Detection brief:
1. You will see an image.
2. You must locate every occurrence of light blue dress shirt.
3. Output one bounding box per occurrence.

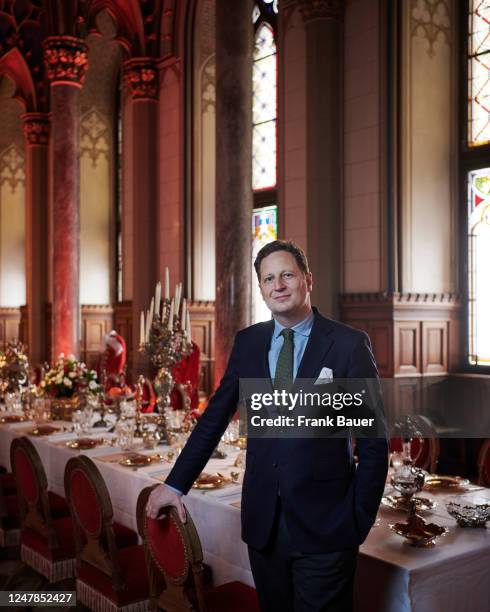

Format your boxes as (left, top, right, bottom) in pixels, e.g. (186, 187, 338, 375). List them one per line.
(268, 310, 315, 381)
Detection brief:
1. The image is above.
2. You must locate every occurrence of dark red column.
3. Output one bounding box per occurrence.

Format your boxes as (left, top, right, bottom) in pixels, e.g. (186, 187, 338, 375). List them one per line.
(123, 58, 159, 375)
(22, 113, 50, 364)
(43, 36, 88, 360)
(215, 0, 253, 386)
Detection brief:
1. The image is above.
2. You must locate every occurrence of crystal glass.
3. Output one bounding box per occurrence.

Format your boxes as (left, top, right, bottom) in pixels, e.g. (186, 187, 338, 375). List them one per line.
(116, 418, 135, 450)
(72, 410, 84, 437)
(120, 399, 137, 418)
(390, 451, 404, 472)
(32, 398, 50, 424)
(81, 406, 93, 434)
(5, 391, 22, 415)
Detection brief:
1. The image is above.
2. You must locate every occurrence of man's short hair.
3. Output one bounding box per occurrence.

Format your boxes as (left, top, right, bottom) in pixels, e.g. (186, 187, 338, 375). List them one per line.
(254, 240, 310, 279)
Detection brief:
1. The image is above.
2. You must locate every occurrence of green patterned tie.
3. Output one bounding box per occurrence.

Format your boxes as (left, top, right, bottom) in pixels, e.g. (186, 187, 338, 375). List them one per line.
(274, 328, 294, 392)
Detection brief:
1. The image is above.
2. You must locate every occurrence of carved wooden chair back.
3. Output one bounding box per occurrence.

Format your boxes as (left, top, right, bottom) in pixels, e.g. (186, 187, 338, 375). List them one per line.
(136, 486, 207, 611)
(10, 437, 56, 545)
(64, 456, 123, 589)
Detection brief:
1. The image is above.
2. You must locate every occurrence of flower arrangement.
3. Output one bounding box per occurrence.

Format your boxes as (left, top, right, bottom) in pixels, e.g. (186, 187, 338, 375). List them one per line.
(40, 354, 100, 399)
(0, 341, 29, 394)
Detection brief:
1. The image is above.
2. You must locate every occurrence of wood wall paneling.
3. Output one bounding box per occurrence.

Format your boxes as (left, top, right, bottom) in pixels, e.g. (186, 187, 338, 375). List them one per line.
(422, 320, 447, 374)
(0, 308, 21, 350)
(395, 321, 420, 376)
(81, 305, 114, 371)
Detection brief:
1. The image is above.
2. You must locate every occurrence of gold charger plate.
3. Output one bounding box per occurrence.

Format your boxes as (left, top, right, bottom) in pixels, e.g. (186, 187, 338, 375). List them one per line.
(192, 473, 226, 489)
(29, 425, 60, 436)
(66, 438, 103, 450)
(119, 453, 153, 468)
(0, 414, 26, 424)
(424, 475, 470, 490)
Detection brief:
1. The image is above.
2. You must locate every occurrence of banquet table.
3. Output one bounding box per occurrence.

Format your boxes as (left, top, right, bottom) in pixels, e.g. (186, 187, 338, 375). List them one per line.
(1, 420, 489, 612)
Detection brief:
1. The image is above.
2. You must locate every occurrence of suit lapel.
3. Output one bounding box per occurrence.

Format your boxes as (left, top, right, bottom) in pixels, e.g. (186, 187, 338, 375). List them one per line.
(295, 311, 335, 381)
(257, 319, 274, 380)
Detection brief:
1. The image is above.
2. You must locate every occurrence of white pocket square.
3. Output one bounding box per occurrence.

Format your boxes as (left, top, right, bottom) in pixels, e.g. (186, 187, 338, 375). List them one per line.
(314, 367, 333, 385)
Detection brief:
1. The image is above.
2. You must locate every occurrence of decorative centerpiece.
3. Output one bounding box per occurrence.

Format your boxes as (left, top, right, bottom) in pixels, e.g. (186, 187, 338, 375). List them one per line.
(139, 268, 193, 443)
(39, 354, 100, 420)
(0, 341, 30, 397)
(446, 498, 490, 528)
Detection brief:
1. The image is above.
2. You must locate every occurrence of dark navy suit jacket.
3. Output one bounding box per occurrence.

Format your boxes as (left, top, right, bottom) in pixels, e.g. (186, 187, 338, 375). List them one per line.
(165, 308, 389, 553)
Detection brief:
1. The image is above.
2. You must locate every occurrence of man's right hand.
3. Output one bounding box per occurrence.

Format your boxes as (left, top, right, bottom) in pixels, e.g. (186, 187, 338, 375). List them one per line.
(146, 484, 187, 523)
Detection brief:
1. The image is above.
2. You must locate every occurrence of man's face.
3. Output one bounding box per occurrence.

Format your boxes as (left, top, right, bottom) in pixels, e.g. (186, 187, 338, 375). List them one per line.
(258, 250, 312, 321)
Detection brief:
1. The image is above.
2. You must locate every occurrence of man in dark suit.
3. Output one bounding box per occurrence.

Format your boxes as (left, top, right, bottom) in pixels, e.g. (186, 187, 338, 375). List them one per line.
(147, 240, 388, 612)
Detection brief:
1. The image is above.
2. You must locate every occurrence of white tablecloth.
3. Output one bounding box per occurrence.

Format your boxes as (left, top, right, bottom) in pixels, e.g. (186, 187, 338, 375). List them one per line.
(1, 421, 490, 611)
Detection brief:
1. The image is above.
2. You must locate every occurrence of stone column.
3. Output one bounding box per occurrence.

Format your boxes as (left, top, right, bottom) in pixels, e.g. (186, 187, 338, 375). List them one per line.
(123, 59, 159, 376)
(299, 0, 343, 318)
(22, 113, 50, 364)
(44, 36, 88, 360)
(215, 0, 253, 386)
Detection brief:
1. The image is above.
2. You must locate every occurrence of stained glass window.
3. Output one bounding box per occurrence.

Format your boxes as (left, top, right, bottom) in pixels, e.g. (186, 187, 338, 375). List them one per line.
(252, 21, 277, 190)
(467, 169, 490, 365)
(468, 0, 490, 146)
(252, 206, 278, 323)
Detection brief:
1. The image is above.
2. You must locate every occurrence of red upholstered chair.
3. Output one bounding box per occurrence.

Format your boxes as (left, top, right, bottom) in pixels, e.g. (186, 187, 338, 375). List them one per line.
(10, 437, 75, 581)
(0, 469, 20, 547)
(477, 440, 490, 486)
(136, 486, 259, 612)
(64, 456, 148, 611)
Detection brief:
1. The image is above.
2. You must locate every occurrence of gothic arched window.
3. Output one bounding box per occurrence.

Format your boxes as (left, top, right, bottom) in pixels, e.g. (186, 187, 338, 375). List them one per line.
(463, 1, 490, 367)
(252, 0, 279, 324)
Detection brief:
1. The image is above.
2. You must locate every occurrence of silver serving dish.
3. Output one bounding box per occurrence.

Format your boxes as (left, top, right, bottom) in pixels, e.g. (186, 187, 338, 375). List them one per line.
(382, 495, 435, 513)
(446, 498, 490, 528)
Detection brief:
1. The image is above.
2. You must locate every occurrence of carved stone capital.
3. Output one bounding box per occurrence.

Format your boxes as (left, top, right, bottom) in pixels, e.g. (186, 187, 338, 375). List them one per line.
(43, 36, 88, 86)
(123, 59, 159, 101)
(22, 113, 50, 145)
(298, 0, 343, 22)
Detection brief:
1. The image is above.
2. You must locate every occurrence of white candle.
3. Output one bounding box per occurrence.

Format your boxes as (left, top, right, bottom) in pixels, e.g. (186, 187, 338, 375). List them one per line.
(167, 299, 174, 330)
(155, 282, 161, 320)
(181, 298, 187, 331)
(140, 311, 145, 345)
(149, 297, 155, 327)
(186, 311, 192, 343)
(145, 309, 151, 342)
(174, 283, 181, 317)
(165, 267, 170, 300)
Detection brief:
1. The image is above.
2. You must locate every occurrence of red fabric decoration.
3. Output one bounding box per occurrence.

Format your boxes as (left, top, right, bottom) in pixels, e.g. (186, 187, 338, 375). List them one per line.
(205, 581, 260, 612)
(70, 469, 102, 535)
(171, 341, 200, 410)
(13, 448, 38, 505)
(137, 379, 157, 414)
(22, 517, 76, 561)
(99, 331, 126, 378)
(145, 514, 187, 579)
(77, 545, 149, 606)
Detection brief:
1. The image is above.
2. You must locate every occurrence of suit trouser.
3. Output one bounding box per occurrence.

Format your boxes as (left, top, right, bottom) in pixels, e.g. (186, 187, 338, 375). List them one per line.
(248, 498, 358, 612)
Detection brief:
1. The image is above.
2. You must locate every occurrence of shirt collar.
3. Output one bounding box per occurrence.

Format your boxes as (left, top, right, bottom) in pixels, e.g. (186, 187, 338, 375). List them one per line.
(273, 310, 315, 340)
